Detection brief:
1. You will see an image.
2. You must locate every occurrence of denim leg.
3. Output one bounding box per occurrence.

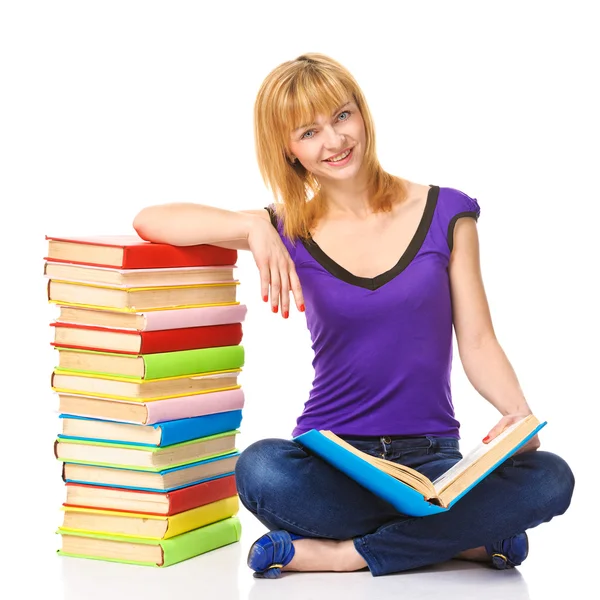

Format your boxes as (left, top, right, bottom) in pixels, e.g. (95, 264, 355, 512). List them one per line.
(356, 450, 575, 575)
(235, 438, 575, 576)
(235, 438, 406, 537)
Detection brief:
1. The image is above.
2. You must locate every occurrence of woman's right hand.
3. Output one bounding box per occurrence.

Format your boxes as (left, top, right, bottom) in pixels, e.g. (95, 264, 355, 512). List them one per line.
(246, 217, 305, 318)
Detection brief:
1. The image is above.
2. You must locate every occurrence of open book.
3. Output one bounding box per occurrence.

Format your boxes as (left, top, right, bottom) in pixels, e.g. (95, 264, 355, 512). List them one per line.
(294, 414, 545, 517)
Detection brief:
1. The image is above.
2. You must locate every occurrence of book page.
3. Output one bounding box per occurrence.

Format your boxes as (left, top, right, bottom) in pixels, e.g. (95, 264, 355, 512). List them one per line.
(320, 431, 437, 497)
(431, 417, 529, 493)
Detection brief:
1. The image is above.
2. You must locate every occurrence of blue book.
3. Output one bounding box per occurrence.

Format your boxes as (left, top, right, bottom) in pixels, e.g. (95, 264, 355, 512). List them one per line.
(58, 410, 243, 447)
(294, 415, 546, 517)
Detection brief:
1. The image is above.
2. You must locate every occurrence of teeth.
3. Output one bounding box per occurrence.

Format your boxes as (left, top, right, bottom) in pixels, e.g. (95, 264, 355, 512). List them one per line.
(327, 149, 351, 162)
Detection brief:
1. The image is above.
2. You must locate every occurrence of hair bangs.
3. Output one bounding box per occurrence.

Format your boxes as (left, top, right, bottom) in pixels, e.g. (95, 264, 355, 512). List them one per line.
(276, 68, 356, 139)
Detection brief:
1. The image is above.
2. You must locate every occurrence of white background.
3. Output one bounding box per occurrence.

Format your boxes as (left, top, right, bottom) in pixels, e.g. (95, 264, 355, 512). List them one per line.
(1, 1, 598, 598)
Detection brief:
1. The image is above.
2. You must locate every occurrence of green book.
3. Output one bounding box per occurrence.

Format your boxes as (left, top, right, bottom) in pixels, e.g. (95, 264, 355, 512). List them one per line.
(57, 515, 241, 567)
(56, 345, 245, 379)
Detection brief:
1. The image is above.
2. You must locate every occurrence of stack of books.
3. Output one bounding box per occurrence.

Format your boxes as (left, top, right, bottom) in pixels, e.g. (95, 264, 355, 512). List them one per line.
(45, 234, 246, 567)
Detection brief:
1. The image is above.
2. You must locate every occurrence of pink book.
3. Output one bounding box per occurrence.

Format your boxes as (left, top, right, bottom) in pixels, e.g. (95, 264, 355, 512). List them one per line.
(55, 304, 248, 332)
(143, 305, 247, 331)
(57, 388, 245, 425)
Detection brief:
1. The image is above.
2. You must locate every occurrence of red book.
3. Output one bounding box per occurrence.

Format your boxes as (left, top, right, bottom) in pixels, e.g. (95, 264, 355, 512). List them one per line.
(50, 322, 243, 354)
(45, 234, 237, 269)
(63, 474, 237, 516)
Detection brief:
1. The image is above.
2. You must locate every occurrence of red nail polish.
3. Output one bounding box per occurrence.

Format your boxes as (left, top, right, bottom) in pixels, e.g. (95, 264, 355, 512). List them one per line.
(263, 295, 268, 302)
(299, 304, 305, 312)
(482, 436, 490, 443)
(272, 306, 278, 313)
(283, 310, 289, 319)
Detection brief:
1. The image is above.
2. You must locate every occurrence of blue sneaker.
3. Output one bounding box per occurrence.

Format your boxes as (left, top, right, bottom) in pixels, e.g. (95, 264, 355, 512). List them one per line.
(485, 532, 529, 569)
(247, 530, 304, 579)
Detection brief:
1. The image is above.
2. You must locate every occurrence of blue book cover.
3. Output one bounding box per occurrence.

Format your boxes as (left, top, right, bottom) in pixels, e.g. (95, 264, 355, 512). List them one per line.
(294, 418, 546, 517)
(58, 410, 243, 447)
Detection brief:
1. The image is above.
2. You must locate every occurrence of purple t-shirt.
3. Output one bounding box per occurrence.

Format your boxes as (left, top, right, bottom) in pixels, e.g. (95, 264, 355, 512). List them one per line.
(265, 185, 480, 438)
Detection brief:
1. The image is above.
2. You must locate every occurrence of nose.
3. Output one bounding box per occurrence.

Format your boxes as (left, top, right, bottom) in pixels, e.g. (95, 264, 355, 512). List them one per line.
(322, 124, 345, 151)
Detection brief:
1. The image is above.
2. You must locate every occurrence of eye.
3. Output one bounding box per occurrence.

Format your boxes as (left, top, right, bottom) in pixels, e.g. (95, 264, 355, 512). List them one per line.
(337, 110, 351, 121)
(301, 130, 315, 140)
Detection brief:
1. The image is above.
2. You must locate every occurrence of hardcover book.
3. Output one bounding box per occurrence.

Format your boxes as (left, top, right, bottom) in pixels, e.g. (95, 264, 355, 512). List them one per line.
(55, 431, 238, 470)
(57, 515, 242, 566)
(54, 303, 248, 331)
(47, 279, 239, 311)
(59, 410, 243, 446)
(54, 345, 245, 379)
(60, 495, 239, 539)
(56, 388, 246, 425)
(45, 234, 237, 269)
(44, 261, 236, 287)
(50, 322, 243, 354)
(51, 369, 241, 401)
(62, 453, 240, 492)
(294, 415, 546, 516)
(64, 473, 237, 515)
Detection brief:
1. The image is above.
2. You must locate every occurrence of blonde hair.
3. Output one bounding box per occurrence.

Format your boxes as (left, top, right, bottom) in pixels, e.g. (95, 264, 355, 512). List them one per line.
(254, 52, 407, 241)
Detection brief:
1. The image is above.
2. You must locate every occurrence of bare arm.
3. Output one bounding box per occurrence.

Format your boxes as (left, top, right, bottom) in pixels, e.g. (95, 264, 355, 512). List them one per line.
(132, 203, 305, 315)
(449, 218, 530, 416)
(132, 203, 269, 249)
(449, 218, 538, 451)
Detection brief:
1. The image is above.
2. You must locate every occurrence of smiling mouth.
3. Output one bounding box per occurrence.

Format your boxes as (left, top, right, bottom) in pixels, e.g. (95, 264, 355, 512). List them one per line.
(323, 147, 353, 162)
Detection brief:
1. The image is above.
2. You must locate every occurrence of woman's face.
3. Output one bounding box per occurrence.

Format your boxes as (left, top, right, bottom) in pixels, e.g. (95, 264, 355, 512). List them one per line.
(288, 100, 366, 183)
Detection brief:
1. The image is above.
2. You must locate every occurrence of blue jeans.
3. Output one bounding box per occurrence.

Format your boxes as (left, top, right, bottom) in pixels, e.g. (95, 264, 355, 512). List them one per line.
(235, 435, 575, 576)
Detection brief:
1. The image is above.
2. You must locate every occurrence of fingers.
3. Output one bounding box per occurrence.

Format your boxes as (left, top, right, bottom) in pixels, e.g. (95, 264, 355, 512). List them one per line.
(269, 266, 281, 314)
(288, 267, 305, 312)
(262, 259, 305, 319)
(482, 414, 522, 444)
(279, 260, 291, 318)
(483, 419, 507, 443)
(259, 263, 271, 306)
(482, 430, 494, 444)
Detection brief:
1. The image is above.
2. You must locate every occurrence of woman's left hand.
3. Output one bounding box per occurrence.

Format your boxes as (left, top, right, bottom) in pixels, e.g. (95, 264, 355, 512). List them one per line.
(482, 413, 540, 455)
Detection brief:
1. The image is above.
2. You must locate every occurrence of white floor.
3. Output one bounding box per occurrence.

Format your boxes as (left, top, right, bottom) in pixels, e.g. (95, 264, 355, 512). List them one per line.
(11, 398, 594, 600)
(27, 486, 591, 600)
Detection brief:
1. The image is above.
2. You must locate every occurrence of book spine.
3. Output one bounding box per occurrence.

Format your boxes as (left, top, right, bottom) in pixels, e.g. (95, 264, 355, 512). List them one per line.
(142, 345, 245, 379)
(167, 474, 237, 515)
(159, 410, 242, 446)
(122, 245, 237, 269)
(160, 516, 241, 566)
(145, 388, 245, 424)
(139, 323, 243, 354)
(141, 304, 247, 331)
(165, 496, 239, 538)
(58, 410, 242, 446)
(51, 323, 243, 355)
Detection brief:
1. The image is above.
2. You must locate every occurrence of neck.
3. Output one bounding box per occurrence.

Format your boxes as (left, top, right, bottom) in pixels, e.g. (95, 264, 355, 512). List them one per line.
(319, 170, 372, 219)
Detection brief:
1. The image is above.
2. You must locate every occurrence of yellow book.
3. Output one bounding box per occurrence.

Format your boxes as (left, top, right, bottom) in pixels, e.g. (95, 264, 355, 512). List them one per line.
(51, 368, 241, 401)
(60, 495, 239, 539)
(47, 279, 239, 311)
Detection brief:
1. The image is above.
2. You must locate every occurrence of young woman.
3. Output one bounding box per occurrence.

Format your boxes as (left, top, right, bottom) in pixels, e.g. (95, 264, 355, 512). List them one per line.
(133, 53, 575, 578)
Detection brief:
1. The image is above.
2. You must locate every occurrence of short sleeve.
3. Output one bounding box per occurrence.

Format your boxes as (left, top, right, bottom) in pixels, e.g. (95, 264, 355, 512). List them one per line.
(433, 187, 480, 254)
(264, 203, 297, 261)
